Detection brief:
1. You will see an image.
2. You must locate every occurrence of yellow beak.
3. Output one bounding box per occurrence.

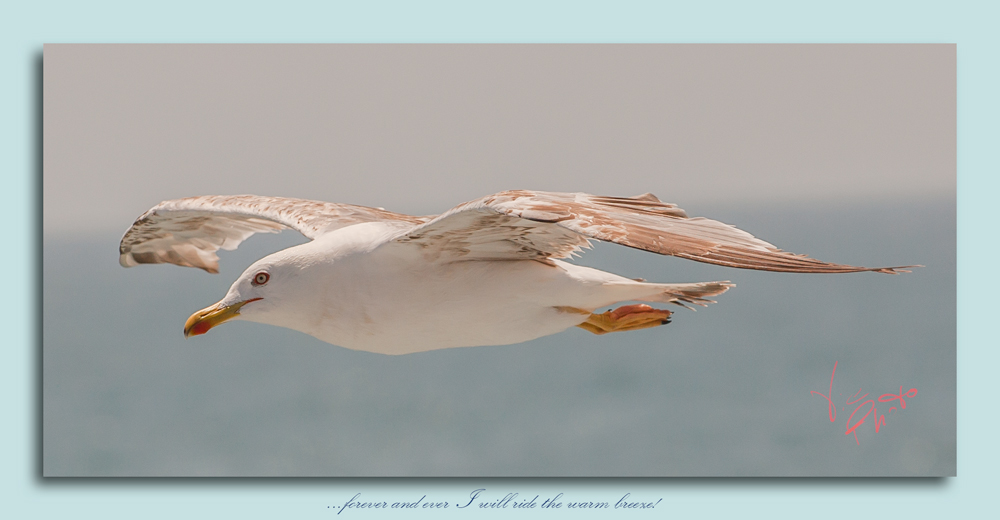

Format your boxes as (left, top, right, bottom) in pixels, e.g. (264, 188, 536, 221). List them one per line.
(183, 298, 261, 338)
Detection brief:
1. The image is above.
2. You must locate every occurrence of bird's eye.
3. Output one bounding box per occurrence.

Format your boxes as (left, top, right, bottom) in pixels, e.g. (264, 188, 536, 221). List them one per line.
(252, 272, 270, 286)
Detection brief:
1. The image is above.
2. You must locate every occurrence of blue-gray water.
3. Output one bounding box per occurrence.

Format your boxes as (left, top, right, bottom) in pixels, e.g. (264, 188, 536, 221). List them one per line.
(43, 199, 955, 476)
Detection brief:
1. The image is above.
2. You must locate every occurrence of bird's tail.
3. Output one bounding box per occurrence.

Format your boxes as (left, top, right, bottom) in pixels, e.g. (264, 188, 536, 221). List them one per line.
(615, 280, 735, 309)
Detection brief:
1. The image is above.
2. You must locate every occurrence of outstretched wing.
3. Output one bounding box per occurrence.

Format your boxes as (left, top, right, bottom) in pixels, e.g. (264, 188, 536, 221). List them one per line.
(120, 195, 427, 273)
(390, 190, 914, 274)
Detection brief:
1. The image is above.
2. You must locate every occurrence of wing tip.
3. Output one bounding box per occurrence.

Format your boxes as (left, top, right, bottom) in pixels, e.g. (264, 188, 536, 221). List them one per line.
(118, 251, 221, 274)
(119, 253, 137, 268)
(873, 265, 922, 275)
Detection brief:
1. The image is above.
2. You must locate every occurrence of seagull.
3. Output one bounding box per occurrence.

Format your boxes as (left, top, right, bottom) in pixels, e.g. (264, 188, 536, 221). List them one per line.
(119, 190, 913, 355)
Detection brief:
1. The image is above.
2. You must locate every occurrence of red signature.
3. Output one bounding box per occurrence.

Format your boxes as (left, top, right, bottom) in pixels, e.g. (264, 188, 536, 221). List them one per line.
(810, 361, 918, 445)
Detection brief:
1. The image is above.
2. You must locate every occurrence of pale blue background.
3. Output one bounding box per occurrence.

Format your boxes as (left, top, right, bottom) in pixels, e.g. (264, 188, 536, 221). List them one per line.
(5, 0, 995, 517)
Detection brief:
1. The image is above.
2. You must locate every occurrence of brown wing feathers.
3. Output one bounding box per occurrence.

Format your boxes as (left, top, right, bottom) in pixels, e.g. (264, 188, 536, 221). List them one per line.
(119, 195, 428, 272)
(468, 191, 915, 274)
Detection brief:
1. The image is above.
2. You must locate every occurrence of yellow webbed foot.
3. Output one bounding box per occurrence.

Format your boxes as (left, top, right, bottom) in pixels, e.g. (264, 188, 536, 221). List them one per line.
(573, 304, 673, 335)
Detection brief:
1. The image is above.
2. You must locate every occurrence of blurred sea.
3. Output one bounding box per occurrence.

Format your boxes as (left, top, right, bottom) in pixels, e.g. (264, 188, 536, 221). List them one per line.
(42, 198, 955, 476)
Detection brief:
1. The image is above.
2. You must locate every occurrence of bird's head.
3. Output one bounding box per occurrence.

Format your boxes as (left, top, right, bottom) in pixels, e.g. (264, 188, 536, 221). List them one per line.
(183, 251, 305, 338)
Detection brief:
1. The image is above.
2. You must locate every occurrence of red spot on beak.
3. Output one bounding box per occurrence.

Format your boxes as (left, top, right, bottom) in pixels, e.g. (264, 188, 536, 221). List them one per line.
(184, 298, 263, 338)
(189, 320, 212, 336)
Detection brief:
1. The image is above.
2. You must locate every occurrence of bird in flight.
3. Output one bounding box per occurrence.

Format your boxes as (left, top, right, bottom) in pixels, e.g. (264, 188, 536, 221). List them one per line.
(119, 190, 913, 354)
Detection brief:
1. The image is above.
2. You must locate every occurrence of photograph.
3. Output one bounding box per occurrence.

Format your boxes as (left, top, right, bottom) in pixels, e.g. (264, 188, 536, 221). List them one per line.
(42, 44, 955, 476)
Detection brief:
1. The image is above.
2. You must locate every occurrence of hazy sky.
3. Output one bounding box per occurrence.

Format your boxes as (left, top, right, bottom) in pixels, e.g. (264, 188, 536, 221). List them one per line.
(43, 44, 954, 235)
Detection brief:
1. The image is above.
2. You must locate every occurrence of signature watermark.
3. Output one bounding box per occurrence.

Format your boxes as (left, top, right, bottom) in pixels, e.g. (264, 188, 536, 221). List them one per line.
(810, 361, 918, 445)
